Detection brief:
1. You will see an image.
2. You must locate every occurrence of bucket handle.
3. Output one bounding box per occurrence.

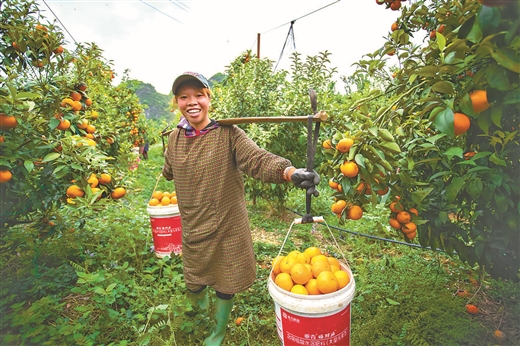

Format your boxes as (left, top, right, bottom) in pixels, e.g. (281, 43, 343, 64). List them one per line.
(269, 217, 352, 280)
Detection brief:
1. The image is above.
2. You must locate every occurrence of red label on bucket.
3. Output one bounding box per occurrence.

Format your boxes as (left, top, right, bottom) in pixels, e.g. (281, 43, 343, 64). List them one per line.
(277, 304, 351, 345)
(149, 215, 182, 256)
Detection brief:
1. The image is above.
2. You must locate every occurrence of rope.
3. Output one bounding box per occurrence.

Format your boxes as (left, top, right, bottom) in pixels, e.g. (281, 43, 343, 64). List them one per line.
(274, 21, 296, 72)
(268, 216, 352, 281)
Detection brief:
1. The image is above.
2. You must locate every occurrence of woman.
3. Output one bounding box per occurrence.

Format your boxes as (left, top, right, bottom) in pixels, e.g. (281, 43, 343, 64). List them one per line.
(162, 72, 319, 346)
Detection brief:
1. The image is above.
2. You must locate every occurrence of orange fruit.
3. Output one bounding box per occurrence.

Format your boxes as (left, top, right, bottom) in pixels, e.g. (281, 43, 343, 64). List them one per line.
(162, 192, 171, 199)
(334, 270, 351, 289)
(66, 185, 84, 198)
(409, 208, 419, 216)
(396, 211, 411, 224)
(272, 256, 284, 275)
(161, 196, 171, 205)
(311, 260, 331, 279)
(152, 191, 163, 201)
(389, 218, 402, 229)
(465, 304, 479, 315)
(275, 272, 294, 292)
(401, 222, 417, 234)
(85, 98, 93, 107)
(90, 111, 99, 120)
(329, 180, 339, 190)
(70, 91, 82, 101)
(453, 112, 470, 135)
(280, 256, 297, 274)
(437, 24, 446, 34)
(347, 205, 363, 220)
(336, 138, 354, 153)
(111, 187, 126, 199)
(290, 263, 313, 285)
(330, 264, 340, 273)
(85, 133, 95, 140)
(390, 0, 401, 10)
(469, 90, 490, 113)
(294, 252, 311, 264)
(86, 125, 96, 134)
(327, 256, 340, 268)
(291, 284, 309, 295)
(106, 137, 114, 144)
(98, 173, 111, 185)
(310, 254, 328, 265)
(322, 139, 332, 149)
(235, 317, 245, 326)
(170, 196, 178, 204)
(287, 250, 301, 259)
(356, 181, 371, 195)
(0, 113, 18, 130)
(304, 246, 322, 260)
(0, 170, 13, 183)
(377, 186, 389, 195)
(149, 198, 160, 206)
(391, 22, 398, 31)
(57, 118, 71, 130)
(87, 174, 99, 188)
(53, 46, 64, 54)
(389, 201, 403, 213)
(171, 191, 177, 197)
(0, 136, 4, 142)
(493, 330, 507, 341)
(340, 161, 359, 178)
(316, 271, 339, 294)
(305, 278, 321, 295)
(78, 119, 89, 129)
(406, 230, 417, 240)
(331, 200, 347, 214)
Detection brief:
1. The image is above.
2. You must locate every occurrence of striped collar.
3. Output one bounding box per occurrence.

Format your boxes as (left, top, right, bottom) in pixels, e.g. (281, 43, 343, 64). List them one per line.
(177, 116, 219, 137)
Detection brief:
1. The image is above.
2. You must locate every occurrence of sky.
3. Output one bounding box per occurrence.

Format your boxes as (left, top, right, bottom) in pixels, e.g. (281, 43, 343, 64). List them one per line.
(36, 0, 403, 95)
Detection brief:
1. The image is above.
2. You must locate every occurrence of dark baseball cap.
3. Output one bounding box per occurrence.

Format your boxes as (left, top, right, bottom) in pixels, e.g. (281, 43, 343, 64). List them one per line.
(172, 72, 210, 95)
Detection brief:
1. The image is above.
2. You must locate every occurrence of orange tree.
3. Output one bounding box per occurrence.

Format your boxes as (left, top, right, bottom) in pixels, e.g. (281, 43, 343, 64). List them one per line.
(211, 50, 337, 208)
(320, 0, 519, 280)
(0, 0, 150, 235)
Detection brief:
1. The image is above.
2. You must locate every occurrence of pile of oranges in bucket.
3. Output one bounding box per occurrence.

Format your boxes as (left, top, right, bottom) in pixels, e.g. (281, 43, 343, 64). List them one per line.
(148, 190, 178, 206)
(271, 246, 350, 295)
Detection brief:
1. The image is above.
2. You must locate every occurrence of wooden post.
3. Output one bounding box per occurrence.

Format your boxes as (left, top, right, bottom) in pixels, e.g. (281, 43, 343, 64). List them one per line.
(257, 33, 261, 58)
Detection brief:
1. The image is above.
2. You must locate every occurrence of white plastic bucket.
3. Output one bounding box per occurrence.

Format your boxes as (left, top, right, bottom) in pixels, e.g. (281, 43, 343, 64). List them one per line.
(267, 263, 356, 345)
(146, 204, 182, 257)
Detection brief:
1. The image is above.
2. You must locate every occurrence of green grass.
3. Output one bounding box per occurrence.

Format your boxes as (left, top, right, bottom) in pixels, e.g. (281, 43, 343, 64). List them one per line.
(0, 143, 518, 345)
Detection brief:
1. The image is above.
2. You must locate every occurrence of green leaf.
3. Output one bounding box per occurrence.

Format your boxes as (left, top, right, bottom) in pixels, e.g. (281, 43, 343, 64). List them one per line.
(437, 32, 446, 52)
(445, 177, 465, 203)
(444, 147, 463, 160)
(385, 298, 400, 305)
(486, 63, 511, 91)
(431, 81, 454, 94)
(42, 152, 60, 162)
(478, 6, 500, 35)
(411, 188, 434, 205)
(416, 66, 439, 77)
(491, 173, 502, 186)
(466, 178, 483, 199)
(354, 154, 366, 168)
(467, 17, 483, 43)
(490, 106, 503, 128)
(378, 129, 395, 142)
(494, 194, 508, 212)
(477, 112, 491, 134)
(378, 141, 401, 154)
(434, 108, 455, 137)
(489, 153, 507, 167)
(24, 160, 34, 173)
(492, 47, 520, 73)
(458, 16, 476, 39)
(15, 92, 41, 100)
(106, 283, 117, 293)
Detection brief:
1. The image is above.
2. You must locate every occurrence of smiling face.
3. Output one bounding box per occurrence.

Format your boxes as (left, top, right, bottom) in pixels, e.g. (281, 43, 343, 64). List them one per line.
(175, 82, 211, 130)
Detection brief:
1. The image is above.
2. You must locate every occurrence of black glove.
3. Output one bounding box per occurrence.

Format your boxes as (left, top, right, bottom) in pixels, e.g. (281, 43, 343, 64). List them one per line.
(290, 168, 320, 197)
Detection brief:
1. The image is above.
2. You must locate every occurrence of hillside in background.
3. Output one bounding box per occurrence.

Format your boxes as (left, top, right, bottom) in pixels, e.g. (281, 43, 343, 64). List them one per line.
(126, 73, 226, 122)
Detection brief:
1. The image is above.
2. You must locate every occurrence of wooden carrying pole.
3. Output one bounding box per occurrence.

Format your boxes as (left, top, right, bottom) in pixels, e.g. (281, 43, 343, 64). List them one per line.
(216, 110, 327, 125)
(161, 111, 327, 137)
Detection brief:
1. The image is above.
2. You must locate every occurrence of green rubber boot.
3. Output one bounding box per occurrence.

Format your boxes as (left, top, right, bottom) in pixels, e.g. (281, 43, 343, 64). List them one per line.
(188, 288, 209, 311)
(203, 297, 234, 346)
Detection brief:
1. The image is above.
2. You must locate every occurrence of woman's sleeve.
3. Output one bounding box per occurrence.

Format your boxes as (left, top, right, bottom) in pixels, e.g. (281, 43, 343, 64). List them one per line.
(231, 126, 291, 183)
